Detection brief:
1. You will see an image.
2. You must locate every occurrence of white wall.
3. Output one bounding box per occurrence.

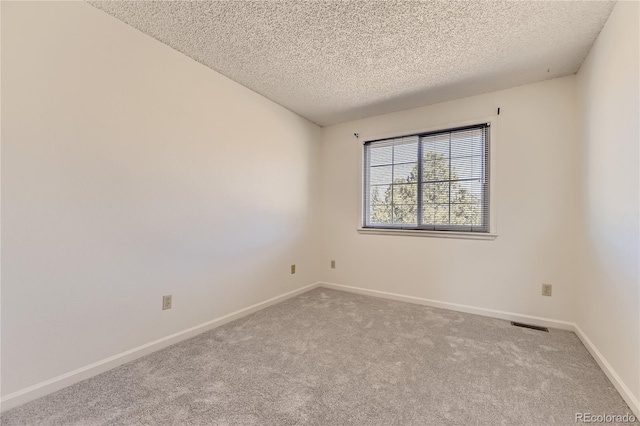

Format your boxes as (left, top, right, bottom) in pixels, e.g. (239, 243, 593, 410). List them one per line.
(575, 0, 640, 405)
(1, 2, 321, 396)
(2, 0, 638, 414)
(320, 76, 580, 322)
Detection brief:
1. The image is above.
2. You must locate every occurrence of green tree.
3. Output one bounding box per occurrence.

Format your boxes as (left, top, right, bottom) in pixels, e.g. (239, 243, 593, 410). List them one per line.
(370, 152, 482, 227)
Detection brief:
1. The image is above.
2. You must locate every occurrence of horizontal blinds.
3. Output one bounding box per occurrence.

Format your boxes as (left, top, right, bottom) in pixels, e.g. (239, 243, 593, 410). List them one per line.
(363, 124, 489, 232)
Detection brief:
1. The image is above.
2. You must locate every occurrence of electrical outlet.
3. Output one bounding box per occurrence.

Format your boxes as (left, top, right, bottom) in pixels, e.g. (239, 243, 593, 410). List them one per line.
(290, 264, 296, 274)
(162, 295, 172, 310)
(331, 260, 336, 269)
(542, 284, 552, 297)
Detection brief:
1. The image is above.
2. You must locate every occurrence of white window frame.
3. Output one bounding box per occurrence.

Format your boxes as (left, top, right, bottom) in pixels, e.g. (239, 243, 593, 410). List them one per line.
(357, 116, 498, 240)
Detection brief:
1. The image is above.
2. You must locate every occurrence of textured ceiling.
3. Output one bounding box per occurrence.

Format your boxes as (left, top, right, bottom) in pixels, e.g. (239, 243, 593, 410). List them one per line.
(88, 1, 615, 126)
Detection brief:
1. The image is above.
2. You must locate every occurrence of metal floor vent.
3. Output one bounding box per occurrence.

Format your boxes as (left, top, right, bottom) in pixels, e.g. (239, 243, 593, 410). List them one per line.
(511, 321, 549, 332)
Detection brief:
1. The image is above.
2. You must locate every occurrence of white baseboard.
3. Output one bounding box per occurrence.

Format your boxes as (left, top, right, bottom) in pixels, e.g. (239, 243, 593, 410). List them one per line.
(319, 282, 575, 330)
(319, 281, 640, 417)
(4, 281, 638, 419)
(0, 282, 321, 412)
(574, 324, 640, 418)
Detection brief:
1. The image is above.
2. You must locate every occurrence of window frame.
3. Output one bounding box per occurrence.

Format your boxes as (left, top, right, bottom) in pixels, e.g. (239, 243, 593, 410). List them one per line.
(357, 116, 498, 240)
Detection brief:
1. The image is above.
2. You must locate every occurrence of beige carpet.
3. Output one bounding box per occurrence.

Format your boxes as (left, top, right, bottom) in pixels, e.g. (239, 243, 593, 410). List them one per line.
(2, 288, 637, 425)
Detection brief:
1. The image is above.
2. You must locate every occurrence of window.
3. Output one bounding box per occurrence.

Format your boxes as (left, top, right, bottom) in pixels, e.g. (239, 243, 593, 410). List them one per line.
(363, 123, 490, 233)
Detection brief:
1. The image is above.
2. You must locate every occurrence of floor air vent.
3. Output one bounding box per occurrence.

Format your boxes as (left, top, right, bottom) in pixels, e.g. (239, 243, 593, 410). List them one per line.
(511, 321, 549, 332)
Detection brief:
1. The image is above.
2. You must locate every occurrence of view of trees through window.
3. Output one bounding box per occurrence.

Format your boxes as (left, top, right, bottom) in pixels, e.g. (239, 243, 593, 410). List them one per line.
(365, 126, 488, 230)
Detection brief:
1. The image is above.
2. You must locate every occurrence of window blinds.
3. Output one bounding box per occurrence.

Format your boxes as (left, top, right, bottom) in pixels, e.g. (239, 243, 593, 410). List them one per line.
(363, 124, 489, 232)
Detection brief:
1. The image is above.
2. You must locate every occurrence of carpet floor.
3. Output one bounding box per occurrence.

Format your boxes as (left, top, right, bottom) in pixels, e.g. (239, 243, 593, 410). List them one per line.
(1, 288, 637, 425)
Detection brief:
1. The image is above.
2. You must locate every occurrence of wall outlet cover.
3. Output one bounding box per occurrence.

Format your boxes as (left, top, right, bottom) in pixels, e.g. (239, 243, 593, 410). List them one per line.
(162, 295, 172, 310)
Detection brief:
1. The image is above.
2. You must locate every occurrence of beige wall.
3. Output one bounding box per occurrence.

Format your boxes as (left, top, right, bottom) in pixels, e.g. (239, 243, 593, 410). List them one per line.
(1, 1, 321, 396)
(320, 76, 580, 322)
(318, 1, 639, 410)
(575, 0, 640, 404)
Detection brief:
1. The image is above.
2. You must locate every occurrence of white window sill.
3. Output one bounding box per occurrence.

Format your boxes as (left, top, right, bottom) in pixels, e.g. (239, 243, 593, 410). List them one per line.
(357, 228, 498, 240)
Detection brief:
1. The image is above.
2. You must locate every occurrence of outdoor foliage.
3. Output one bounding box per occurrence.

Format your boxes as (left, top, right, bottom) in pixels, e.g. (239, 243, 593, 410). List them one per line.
(370, 152, 482, 226)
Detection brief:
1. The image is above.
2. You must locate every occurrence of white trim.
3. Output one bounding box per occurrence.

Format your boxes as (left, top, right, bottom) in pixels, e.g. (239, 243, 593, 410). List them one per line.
(357, 115, 499, 236)
(574, 324, 640, 418)
(4, 281, 638, 419)
(357, 228, 497, 240)
(0, 282, 321, 412)
(319, 281, 640, 417)
(319, 282, 573, 330)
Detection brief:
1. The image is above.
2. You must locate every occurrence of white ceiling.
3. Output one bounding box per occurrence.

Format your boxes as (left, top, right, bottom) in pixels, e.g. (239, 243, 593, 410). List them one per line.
(88, 1, 615, 126)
